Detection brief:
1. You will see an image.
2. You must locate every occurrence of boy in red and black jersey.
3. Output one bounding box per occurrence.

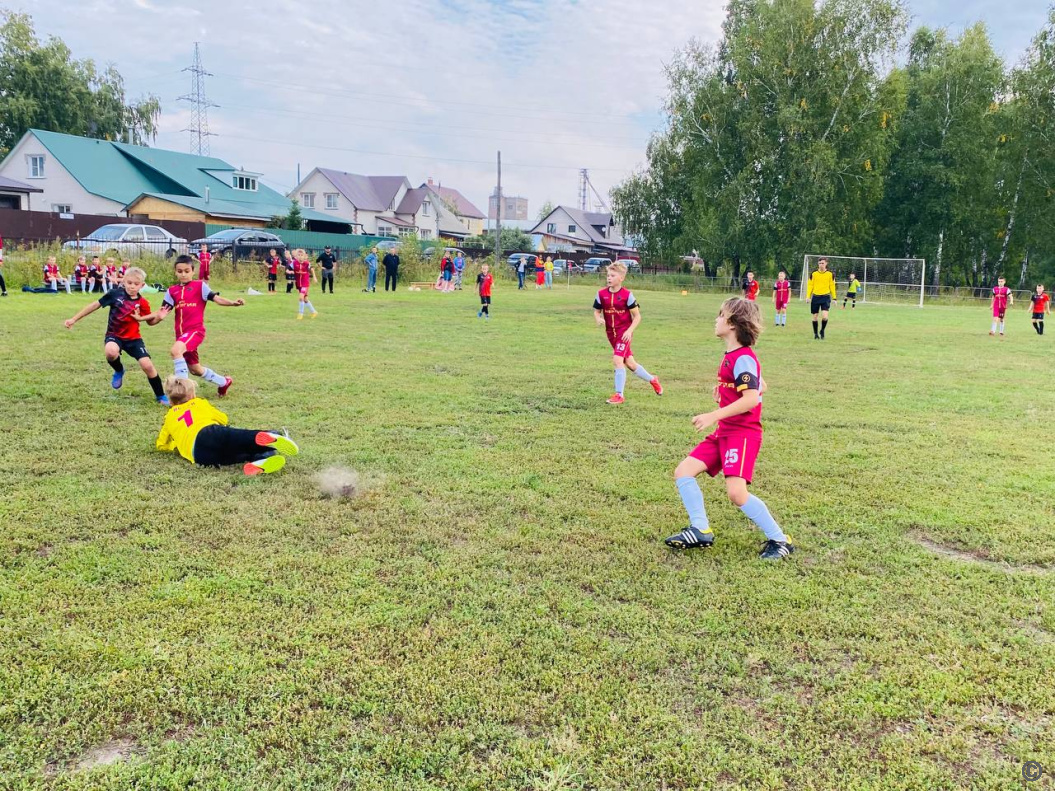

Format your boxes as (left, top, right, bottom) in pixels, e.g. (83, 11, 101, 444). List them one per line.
(476, 262, 493, 319)
(1030, 284, 1050, 335)
(266, 248, 281, 293)
(742, 271, 759, 301)
(593, 261, 662, 404)
(72, 256, 89, 292)
(63, 266, 168, 403)
(990, 277, 1013, 336)
(664, 297, 793, 561)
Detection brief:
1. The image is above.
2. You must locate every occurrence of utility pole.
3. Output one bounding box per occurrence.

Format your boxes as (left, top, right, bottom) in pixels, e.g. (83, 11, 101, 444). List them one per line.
(179, 43, 218, 156)
(494, 151, 502, 263)
(579, 169, 589, 211)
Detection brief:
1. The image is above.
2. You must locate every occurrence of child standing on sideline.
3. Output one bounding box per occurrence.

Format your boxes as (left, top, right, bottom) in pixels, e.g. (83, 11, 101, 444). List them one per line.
(266, 248, 280, 293)
(664, 297, 794, 560)
(284, 250, 296, 293)
(197, 244, 212, 282)
(1030, 284, 1050, 335)
(535, 258, 546, 289)
(843, 273, 860, 308)
(772, 271, 790, 327)
(742, 271, 759, 301)
(454, 252, 465, 290)
(134, 255, 242, 396)
(477, 263, 493, 319)
(293, 248, 318, 319)
(544, 256, 554, 289)
(593, 261, 663, 404)
(63, 267, 169, 404)
(156, 376, 299, 475)
(990, 277, 1013, 337)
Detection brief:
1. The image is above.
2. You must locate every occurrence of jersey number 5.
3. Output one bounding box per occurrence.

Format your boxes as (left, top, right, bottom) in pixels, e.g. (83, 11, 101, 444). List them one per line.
(178, 410, 193, 427)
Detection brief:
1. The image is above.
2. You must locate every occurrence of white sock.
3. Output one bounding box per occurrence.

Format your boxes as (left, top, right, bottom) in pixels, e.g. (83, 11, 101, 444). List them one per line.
(991, 320, 997, 333)
(1000, 321, 1005, 333)
(173, 358, 189, 378)
(201, 368, 227, 386)
(305, 301, 316, 313)
(633, 365, 652, 382)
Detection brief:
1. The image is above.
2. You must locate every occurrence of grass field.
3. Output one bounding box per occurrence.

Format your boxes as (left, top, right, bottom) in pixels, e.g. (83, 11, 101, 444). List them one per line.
(1, 278, 1053, 790)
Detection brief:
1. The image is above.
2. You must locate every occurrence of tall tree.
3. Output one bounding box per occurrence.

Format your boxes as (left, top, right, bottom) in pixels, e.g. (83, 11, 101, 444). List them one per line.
(0, 10, 160, 156)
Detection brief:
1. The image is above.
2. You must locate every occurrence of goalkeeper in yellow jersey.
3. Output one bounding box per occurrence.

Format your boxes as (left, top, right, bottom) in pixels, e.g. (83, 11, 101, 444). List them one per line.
(156, 376, 300, 475)
(807, 258, 838, 339)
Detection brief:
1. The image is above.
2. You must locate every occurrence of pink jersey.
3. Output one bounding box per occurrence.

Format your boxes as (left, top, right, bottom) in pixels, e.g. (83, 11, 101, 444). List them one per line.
(293, 260, 312, 290)
(715, 346, 763, 436)
(44, 263, 60, 279)
(773, 280, 791, 306)
(594, 287, 638, 338)
(163, 280, 215, 337)
(992, 286, 1010, 310)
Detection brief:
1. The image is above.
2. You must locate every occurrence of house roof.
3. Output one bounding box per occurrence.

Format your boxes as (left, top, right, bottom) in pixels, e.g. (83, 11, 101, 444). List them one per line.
(374, 214, 415, 228)
(395, 187, 426, 216)
(0, 175, 43, 193)
(21, 129, 325, 223)
(315, 168, 409, 211)
(426, 184, 485, 219)
(532, 206, 622, 246)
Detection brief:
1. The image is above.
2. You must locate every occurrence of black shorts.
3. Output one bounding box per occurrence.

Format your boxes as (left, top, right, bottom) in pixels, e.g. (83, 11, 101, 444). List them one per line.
(1033, 312, 1045, 320)
(268, 272, 277, 282)
(811, 295, 832, 313)
(846, 292, 858, 300)
(104, 335, 150, 360)
(480, 295, 491, 305)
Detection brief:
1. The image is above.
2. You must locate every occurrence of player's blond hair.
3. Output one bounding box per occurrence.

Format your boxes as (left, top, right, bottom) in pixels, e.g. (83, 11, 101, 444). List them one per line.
(123, 267, 146, 283)
(608, 261, 628, 275)
(720, 297, 763, 347)
(164, 376, 197, 405)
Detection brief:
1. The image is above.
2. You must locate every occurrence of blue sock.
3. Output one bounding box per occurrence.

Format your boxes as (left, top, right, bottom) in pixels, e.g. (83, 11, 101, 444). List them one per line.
(740, 494, 786, 541)
(305, 301, 315, 313)
(173, 358, 189, 378)
(633, 365, 652, 382)
(614, 368, 626, 395)
(676, 477, 710, 531)
(299, 301, 305, 314)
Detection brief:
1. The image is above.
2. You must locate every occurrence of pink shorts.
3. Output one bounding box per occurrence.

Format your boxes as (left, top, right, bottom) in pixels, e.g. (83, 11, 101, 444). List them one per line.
(607, 334, 632, 359)
(992, 307, 1006, 319)
(177, 329, 205, 366)
(299, 286, 310, 296)
(689, 432, 762, 483)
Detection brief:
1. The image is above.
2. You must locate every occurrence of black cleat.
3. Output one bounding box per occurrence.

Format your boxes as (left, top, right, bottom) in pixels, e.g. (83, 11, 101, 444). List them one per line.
(759, 540, 795, 560)
(664, 526, 715, 550)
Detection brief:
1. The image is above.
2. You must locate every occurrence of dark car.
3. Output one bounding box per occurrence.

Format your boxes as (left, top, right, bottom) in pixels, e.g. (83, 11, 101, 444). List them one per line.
(191, 229, 287, 262)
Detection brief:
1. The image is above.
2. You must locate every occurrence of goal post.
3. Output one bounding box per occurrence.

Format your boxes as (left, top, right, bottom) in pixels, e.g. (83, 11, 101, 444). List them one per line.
(801, 254, 927, 307)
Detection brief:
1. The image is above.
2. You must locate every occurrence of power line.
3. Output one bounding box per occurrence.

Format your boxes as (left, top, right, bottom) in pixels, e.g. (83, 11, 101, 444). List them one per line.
(178, 43, 217, 156)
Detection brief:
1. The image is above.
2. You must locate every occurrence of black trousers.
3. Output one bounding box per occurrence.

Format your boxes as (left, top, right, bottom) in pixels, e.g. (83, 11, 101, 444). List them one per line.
(321, 270, 334, 293)
(385, 268, 399, 291)
(0, 272, 5, 293)
(193, 425, 275, 467)
(286, 277, 295, 293)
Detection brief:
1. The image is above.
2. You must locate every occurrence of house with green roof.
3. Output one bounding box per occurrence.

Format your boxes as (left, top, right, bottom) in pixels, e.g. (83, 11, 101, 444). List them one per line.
(0, 129, 346, 231)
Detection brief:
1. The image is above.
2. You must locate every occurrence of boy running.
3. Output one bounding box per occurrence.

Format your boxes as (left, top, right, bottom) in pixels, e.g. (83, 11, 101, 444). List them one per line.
(63, 267, 169, 404)
(742, 271, 759, 301)
(664, 297, 793, 560)
(807, 258, 837, 339)
(156, 376, 299, 476)
(1030, 284, 1050, 335)
(772, 271, 790, 327)
(477, 262, 493, 319)
(843, 273, 860, 308)
(593, 261, 663, 404)
(292, 248, 318, 319)
(134, 255, 242, 396)
(990, 277, 1013, 337)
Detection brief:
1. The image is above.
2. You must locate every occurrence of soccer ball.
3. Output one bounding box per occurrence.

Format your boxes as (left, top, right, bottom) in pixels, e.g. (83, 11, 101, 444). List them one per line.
(681, 290, 688, 295)
(316, 466, 360, 499)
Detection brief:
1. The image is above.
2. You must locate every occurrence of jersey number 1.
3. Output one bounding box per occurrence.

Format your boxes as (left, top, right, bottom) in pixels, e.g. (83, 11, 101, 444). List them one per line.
(178, 410, 193, 427)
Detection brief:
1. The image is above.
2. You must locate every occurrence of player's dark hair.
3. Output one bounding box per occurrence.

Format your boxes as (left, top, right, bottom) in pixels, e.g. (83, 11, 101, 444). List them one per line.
(720, 297, 763, 347)
(174, 255, 195, 268)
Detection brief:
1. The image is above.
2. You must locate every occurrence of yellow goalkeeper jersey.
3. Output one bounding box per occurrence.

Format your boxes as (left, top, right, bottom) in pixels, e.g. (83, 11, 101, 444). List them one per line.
(156, 397, 229, 463)
(807, 270, 837, 299)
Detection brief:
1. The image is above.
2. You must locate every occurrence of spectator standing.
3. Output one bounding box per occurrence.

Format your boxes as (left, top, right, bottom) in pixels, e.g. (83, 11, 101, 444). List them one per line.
(535, 257, 545, 289)
(317, 246, 337, 294)
(383, 249, 400, 292)
(454, 252, 465, 290)
(544, 256, 554, 289)
(364, 247, 379, 293)
(0, 233, 6, 296)
(517, 257, 526, 290)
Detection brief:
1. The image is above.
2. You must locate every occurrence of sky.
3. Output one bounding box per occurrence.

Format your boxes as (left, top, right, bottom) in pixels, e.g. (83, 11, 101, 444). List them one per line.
(11, 0, 1052, 221)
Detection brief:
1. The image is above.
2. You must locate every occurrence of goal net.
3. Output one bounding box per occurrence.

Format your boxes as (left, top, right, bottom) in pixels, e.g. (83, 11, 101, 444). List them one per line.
(800, 255, 927, 307)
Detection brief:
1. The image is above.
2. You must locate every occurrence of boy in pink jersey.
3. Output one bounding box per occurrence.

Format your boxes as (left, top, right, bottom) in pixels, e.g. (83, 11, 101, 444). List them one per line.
(292, 248, 318, 319)
(134, 255, 243, 396)
(990, 276, 1013, 337)
(664, 297, 793, 560)
(198, 245, 212, 282)
(772, 270, 790, 327)
(593, 261, 662, 404)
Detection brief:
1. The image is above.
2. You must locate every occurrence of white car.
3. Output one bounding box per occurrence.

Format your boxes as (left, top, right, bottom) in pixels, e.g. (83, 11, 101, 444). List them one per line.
(64, 224, 188, 258)
(614, 258, 641, 272)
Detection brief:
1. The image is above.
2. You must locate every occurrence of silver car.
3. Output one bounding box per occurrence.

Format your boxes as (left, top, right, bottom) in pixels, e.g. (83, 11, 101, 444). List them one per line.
(63, 224, 188, 258)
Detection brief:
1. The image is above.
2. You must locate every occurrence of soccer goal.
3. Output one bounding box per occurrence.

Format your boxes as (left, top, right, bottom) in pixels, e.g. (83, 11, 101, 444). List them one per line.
(800, 255, 927, 307)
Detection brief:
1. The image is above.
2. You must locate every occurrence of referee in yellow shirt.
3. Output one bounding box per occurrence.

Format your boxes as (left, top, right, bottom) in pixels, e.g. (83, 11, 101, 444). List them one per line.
(806, 258, 838, 339)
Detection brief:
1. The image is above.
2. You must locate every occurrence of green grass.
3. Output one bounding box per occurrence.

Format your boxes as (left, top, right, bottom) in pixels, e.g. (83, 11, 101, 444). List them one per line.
(1, 280, 1053, 790)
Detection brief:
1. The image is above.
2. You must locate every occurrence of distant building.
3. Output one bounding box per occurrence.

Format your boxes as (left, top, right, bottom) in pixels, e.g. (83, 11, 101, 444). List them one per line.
(530, 206, 635, 256)
(488, 189, 528, 221)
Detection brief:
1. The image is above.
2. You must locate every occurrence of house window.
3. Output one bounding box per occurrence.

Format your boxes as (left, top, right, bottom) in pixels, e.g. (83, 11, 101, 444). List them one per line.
(233, 175, 257, 191)
(325, 193, 339, 210)
(27, 155, 45, 178)
(421, 200, 431, 217)
(398, 227, 414, 238)
(301, 192, 315, 208)
(52, 203, 72, 213)
(568, 224, 577, 233)
(377, 224, 393, 236)
(546, 223, 556, 234)
(420, 229, 433, 240)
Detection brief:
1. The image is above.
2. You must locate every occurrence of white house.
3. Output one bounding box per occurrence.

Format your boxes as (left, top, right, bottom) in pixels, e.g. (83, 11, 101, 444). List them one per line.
(0, 176, 43, 210)
(530, 206, 634, 255)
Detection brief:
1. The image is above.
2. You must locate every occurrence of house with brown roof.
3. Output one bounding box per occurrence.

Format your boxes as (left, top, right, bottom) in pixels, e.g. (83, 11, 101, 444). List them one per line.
(423, 178, 487, 236)
(530, 206, 636, 255)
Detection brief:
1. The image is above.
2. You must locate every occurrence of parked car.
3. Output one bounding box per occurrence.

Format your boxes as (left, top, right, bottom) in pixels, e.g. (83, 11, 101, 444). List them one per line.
(582, 257, 613, 273)
(507, 253, 540, 271)
(375, 239, 400, 253)
(424, 246, 465, 259)
(614, 257, 641, 272)
(63, 224, 188, 258)
(551, 259, 567, 276)
(191, 229, 286, 261)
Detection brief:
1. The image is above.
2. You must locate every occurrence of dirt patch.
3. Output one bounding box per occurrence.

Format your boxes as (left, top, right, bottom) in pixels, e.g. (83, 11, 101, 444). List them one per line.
(913, 535, 1052, 576)
(45, 738, 143, 776)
